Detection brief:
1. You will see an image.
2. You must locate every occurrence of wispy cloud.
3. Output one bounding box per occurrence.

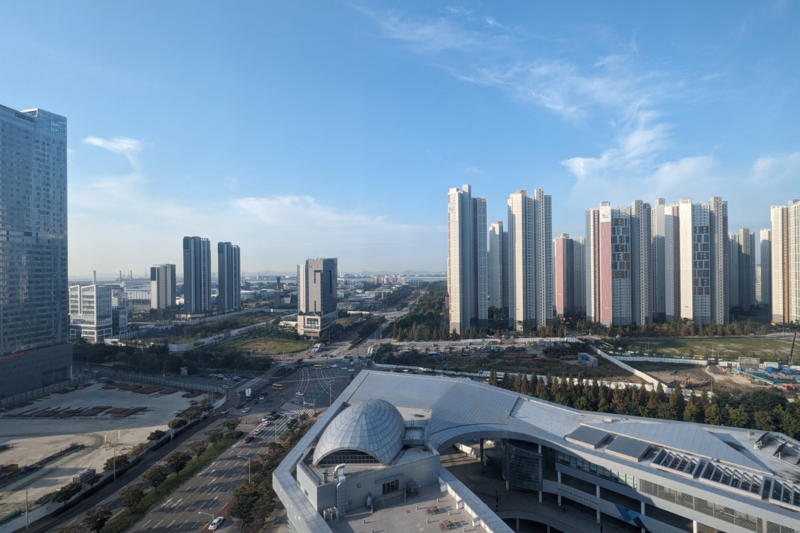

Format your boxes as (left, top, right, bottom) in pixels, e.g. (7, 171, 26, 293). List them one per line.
(83, 136, 143, 168)
(70, 139, 444, 275)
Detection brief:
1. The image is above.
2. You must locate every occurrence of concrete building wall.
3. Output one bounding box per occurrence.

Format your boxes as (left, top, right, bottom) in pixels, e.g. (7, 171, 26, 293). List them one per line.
(553, 234, 574, 315)
(652, 198, 667, 321)
(729, 232, 741, 309)
(183, 236, 211, 313)
(218, 242, 241, 312)
(771, 205, 790, 323)
(664, 204, 680, 322)
(790, 200, 800, 323)
(573, 237, 586, 313)
(0, 343, 72, 399)
(447, 185, 487, 332)
(150, 264, 177, 309)
(507, 189, 551, 331)
(488, 222, 506, 310)
(760, 229, 771, 306)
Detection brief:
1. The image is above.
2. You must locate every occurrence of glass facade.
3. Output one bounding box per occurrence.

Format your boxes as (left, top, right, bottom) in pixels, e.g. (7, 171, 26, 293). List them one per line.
(0, 106, 68, 355)
(502, 439, 543, 491)
(557, 451, 637, 489)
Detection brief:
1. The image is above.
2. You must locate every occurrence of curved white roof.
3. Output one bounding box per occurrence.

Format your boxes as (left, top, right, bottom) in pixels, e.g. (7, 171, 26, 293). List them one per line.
(312, 398, 405, 465)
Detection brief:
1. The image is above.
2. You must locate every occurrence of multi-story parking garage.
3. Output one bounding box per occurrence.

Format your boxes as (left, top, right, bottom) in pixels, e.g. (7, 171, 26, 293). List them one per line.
(274, 371, 800, 533)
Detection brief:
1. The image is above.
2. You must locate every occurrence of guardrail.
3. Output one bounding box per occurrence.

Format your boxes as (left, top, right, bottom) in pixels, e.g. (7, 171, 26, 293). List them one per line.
(76, 366, 226, 394)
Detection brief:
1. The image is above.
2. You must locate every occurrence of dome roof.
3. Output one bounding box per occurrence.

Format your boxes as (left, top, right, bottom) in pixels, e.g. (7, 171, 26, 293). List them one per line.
(312, 399, 406, 466)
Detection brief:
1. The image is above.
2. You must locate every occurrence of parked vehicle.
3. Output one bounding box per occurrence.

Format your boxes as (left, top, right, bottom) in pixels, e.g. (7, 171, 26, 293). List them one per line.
(209, 517, 225, 530)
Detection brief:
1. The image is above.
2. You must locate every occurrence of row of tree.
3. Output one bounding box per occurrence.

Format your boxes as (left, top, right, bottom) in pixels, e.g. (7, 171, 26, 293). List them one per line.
(486, 369, 800, 438)
(228, 415, 315, 532)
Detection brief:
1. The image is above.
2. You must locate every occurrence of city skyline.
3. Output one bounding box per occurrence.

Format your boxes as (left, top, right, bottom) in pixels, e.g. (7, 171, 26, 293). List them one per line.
(1, 2, 798, 275)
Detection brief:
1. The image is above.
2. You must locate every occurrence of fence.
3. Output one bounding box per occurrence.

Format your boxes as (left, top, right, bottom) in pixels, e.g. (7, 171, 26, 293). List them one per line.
(77, 366, 227, 394)
(611, 356, 709, 366)
(0, 375, 91, 408)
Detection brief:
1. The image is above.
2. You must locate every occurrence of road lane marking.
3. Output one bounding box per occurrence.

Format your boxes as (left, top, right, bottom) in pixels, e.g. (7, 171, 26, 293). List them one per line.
(142, 519, 152, 528)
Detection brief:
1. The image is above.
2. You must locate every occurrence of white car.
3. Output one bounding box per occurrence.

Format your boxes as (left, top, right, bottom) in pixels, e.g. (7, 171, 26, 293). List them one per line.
(296, 391, 304, 397)
(209, 517, 224, 530)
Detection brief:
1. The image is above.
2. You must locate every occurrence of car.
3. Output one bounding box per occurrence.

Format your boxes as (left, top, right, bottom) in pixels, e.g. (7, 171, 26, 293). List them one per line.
(259, 395, 264, 400)
(221, 409, 229, 415)
(296, 392, 304, 397)
(244, 435, 254, 443)
(209, 517, 225, 530)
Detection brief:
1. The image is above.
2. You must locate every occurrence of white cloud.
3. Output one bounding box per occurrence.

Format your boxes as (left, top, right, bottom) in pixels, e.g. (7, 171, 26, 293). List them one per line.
(83, 136, 143, 168)
(70, 139, 444, 276)
(363, 10, 476, 52)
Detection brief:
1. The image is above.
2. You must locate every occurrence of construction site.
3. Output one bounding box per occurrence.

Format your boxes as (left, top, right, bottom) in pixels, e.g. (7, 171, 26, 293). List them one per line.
(0, 381, 198, 521)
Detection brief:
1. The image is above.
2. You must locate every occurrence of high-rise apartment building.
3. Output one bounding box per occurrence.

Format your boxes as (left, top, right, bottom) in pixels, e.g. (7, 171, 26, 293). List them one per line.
(651, 198, 667, 321)
(572, 236, 586, 313)
(678, 197, 729, 326)
(760, 229, 771, 307)
(729, 232, 741, 309)
(69, 274, 113, 343)
(507, 189, 552, 331)
(217, 242, 241, 312)
(553, 234, 574, 316)
(297, 258, 338, 337)
(585, 201, 652, 327)
(790, 201, 800, 323)
(447, 185, 488, 333)
(488, 222, 507, 311)
(756, 266, 762, 304)
(150, 264, 177, 310)
(183, 236, 211, 314)
(0, 104, 71, 398)
(737, 229, 756, 310)
(771, 205, 791, 323)
(664, 202, 681, 322)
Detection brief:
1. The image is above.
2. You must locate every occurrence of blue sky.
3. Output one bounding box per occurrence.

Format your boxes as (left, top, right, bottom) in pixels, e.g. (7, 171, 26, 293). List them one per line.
(1, 1, 798, 276)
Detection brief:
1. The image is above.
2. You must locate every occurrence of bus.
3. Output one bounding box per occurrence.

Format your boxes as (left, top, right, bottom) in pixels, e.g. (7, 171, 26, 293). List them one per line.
(272, 383, 283, 390)
(313, 364, 323, 370)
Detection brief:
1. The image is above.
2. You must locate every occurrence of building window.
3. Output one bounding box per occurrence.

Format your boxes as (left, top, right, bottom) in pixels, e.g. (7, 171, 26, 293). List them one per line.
(556, 452, 636, 489)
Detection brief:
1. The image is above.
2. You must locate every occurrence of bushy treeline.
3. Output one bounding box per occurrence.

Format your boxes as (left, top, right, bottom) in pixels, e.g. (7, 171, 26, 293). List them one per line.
(487, 370, 800, 438)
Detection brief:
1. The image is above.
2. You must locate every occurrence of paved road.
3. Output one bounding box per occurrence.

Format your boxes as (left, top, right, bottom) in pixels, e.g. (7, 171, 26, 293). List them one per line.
(124, 365, 358, 532)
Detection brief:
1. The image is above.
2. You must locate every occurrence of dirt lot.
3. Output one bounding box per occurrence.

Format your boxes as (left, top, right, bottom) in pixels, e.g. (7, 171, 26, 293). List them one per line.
(627, 361, 765, 393)
(0, 382, 195, 518)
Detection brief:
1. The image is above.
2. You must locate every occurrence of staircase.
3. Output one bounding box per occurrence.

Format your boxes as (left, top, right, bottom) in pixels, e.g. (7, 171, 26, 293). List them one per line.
(372, 490, 405, 512)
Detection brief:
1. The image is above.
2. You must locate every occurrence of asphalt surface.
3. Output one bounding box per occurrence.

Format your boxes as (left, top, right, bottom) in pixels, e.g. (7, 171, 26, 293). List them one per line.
(93, 365, 358, 533)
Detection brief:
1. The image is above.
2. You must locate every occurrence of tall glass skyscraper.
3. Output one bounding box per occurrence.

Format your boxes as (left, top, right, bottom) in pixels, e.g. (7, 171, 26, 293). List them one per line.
(183, 236, 211, 314)
(0, 104, 72, 398)
(217, 242, 241, 312)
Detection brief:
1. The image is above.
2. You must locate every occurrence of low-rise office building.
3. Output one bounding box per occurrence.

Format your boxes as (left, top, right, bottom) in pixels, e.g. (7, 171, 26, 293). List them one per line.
(275, 371, 800, 533)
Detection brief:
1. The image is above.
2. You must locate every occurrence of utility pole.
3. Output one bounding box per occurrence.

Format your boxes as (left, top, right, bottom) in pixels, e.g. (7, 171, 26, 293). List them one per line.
(25, 488, 28, 531)
(113, 447, 116, 482)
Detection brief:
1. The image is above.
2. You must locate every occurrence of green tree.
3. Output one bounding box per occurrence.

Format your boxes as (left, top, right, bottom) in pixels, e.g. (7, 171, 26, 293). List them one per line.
(207, 430, 224, 448)
(573, 396, 591, 411)
(52, 482, 82, 506)
(143, 464, 168, 493)
(148, 429, 166, 441)
(779, 406, 800, 438)
(168, 418, 187, 429)
(728, 406, 750, 428)
(222, 418, 241, 434)
(229, 483, 261, 520)
(488, 368, 498, 387)
(103, 454, 128, 472)
(166, 451, 190, 478)
(704, 404, 724, 426)
(754, 411, 776, 431)
(120, 486, 145, 512)
(189, 441, 209, 459)
(656, 403, 678, 420)
(611, 390, 626, 414)
(669, 384, 686, 420)
(82, 507, 112, 532)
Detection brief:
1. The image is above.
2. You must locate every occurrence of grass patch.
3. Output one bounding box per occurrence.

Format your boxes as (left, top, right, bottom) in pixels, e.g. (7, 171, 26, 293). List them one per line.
(100, 431, 242, 533)
(612, 337, 795, 362)
(218, 336, 314, 356)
